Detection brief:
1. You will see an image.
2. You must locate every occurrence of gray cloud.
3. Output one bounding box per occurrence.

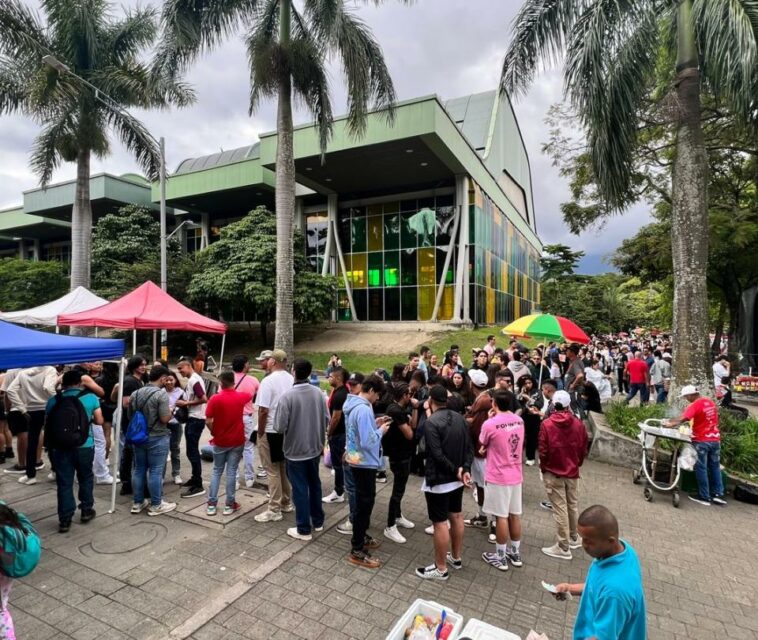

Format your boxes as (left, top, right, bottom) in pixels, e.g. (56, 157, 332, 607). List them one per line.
(1, 0, 650, 270)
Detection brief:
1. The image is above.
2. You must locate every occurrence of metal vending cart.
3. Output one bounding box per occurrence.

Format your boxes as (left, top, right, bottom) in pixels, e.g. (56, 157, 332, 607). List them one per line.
(632, 419, 693, 508)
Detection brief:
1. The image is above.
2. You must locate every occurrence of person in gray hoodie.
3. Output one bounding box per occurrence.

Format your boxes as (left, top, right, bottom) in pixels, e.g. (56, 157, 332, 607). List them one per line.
(344, 375, 391, 568)
(277, 358, 329, 541)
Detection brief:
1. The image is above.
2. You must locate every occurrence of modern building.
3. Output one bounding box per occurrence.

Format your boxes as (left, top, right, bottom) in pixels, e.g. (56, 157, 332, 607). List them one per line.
(158, 90, 542, 324)
(0, 89, 542, 325)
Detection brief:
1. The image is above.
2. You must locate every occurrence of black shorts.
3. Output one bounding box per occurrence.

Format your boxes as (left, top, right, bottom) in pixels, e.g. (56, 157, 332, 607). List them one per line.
(7, 411, 29, 435)
(425, 486, 464, 523)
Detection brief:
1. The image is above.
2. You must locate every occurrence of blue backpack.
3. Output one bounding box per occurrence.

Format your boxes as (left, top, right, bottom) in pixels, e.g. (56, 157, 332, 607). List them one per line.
(0, 502, 41, 578)
(125, 387, 160, 446)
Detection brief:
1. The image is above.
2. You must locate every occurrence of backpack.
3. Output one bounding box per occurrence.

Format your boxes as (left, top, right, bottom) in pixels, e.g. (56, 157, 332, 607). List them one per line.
(126, 387, 161, 446)
(0, 502, 41, 578)
(45, 390, 90, 450)
(734, 483, 758, 505)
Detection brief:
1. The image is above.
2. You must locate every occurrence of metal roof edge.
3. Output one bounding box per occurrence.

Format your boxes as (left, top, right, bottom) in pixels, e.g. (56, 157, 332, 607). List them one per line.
(21, 172, 151, 196)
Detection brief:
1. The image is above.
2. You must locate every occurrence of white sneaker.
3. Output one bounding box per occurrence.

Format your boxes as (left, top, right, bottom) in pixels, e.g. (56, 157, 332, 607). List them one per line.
(281, 503, 294, 513)
(18, 475, 37, 485)
(245, 479, 254, 488)
(235, 480, 240, 490)
(95, 475, 117, 485)
(322, 490, 345, 504)
(383, 525, 407, 544)
(254, 510, 283, 523)
(131, 500, 149, 514)
(287, 527, 312, 541)
(256, 470, 268, 478)
(173, 475, 183, 485)
(425, 520, 450, 535)
(395, 514, 415, 529)
(541, 543, 572, 560)
(525, 459, 535, 466)
(569, 535, 583, 549)
(148, 501, 177, 516)
(336, 519, 353, 535)
(47, 471, 56, 481)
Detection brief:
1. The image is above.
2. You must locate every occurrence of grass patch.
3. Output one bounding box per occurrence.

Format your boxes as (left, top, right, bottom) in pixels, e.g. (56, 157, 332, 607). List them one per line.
(605, 402, 758, 479)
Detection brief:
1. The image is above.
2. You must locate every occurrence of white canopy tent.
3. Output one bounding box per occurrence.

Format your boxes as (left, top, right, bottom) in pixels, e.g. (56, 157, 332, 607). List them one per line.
(0, 287, 108, 328)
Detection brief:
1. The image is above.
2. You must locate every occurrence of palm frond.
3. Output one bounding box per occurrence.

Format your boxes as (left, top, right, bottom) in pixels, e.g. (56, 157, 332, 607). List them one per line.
(103, 6, 159, 66)
(500, 0, 588, 98)
(694, 0, 758, 124)
(43, 0, 107, 71)
(103, 107, 161, 180)
(0, 56, 30, 114)
(245, 0, 281, 113)
(29, 108, 77, 185)
(0, 0, 51, 61)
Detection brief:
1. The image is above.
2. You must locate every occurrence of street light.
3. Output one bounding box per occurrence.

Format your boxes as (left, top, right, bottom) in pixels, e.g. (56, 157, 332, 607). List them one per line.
(41, 54, 169, 293)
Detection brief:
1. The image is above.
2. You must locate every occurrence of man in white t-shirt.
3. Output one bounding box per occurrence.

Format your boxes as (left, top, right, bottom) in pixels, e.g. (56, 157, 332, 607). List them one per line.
(254, 349, 294, 522)
(176, 358, 207, 498)
(712, 356, 730, 391)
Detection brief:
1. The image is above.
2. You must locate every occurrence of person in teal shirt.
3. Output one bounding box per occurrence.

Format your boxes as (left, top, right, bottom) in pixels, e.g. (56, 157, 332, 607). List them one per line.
(552, 505, 646, 640)
(46, 370, 103, 534)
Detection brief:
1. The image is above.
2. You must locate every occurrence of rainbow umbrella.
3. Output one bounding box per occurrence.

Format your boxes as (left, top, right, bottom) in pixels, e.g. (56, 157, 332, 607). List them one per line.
(501, 313, 591, 345)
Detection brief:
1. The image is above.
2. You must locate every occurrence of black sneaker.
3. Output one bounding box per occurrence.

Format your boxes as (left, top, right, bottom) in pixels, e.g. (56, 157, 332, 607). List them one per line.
(688, 495, 711, 506)
(0, 454, 5, 465)
(445, 552, 462, 570)
(4, 448, 13, 459)
(464, 514, 488, 529)
(81, 509, 96, 524)
(181, 479, 195, 488)
(539, 500, 553, 511)
(376, 471, 387, 483)
(120, 482, 133, 496)
(364, 535, 381, 550)
(415, 564, 449, 581)
(59, 520, 72, 533)
(35, 460, 45, 470)
(711, 496, 727, 506)
(3, 464, 25, 475)
(181, 486, 205, 499)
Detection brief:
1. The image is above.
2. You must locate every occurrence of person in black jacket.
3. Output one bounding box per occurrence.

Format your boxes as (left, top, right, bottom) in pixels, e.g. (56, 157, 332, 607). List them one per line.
(416, 385, 473, 581)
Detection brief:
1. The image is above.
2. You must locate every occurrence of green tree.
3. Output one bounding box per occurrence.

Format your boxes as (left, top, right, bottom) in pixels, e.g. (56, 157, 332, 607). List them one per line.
(187, 207, 338, 345)
(0, 258, 68, 311)
(0, 0, 193, 290)
(501, 0, 758, 393)
(91, 204, 189, 300)
(539, 243, 584, 318)
(157, 0, 406, 358)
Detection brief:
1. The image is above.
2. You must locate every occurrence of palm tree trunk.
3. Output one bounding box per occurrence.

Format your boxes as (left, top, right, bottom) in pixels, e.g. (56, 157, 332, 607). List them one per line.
(273, 0, 295, 357)
(70, 148, 92, 290)
(670, 0, 711, 396)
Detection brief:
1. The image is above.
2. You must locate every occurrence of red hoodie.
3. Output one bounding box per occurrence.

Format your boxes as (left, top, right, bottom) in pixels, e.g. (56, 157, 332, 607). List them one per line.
(538, 410, 588, 479)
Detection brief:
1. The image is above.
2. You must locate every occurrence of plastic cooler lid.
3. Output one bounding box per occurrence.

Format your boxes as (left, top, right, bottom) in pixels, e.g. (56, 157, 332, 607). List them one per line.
(458, 619, 521, 640)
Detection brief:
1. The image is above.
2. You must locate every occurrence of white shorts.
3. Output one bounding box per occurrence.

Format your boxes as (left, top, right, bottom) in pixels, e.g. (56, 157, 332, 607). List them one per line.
(471, 458, 486, 486)
(483, 482, 522, 517)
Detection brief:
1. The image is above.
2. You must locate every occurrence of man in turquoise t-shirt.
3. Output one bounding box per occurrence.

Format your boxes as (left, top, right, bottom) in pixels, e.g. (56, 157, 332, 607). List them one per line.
(552, 505, 646, 640)
(46, 369, 103, 534)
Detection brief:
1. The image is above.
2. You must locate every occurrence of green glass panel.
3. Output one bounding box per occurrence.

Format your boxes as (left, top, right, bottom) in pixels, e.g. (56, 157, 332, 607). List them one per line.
(384, 251, 400, 287)
(351, 217, 366, 252)
(368, 252, 382, 288)
(338, 291, 351, 321)
(401, 249, 417, 286)
(385, 288, 400, 320)
(384, 213, 399, 250)
(400, 287, 418, 321)
(400, 212, 417, 248)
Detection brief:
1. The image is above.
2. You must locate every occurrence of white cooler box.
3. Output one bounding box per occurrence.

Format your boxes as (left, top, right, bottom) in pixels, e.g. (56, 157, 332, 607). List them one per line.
(386, 599, 464, 640)
(458, 619, 521, 640)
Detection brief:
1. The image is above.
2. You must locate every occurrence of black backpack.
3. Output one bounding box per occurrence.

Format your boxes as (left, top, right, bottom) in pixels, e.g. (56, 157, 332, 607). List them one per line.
(45, 390, 90, 449)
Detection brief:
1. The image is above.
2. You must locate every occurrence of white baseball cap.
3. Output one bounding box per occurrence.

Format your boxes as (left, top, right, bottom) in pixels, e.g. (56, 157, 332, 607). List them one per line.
(553, 390, 572, 408)
(468, 369, 489, 388)
(679, 385, 698, 398)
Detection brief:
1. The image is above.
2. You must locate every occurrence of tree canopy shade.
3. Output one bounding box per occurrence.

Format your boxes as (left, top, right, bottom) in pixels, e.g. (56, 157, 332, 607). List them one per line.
(0, 0, 194, 290)
(500, 0, 758, 394)
(156, 0, 406, 357)
(0, 258, 68, 312)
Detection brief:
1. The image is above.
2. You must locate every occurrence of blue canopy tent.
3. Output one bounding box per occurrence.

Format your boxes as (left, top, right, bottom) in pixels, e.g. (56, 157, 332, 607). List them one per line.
(0, 320, 126, 512)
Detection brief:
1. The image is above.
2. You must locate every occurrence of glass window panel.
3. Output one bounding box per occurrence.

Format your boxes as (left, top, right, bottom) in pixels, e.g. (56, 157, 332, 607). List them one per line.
(436, 248, 455, 285)
(367, 215, 383, 252)
(412, 207, 436, 247)
(367, 204, 383, 217)
(418, 197, 434, 209)
(400, 198, 417, 212)
(353, 289, 367, 321)
(400, 287, 418, 321)
(418, 248, 436, 286)
(400, 212, 417, 248)
(383, 201, 399, 214)
(351, 217, 366, 252)
(338, 216, 351, 253)
(337, 253, 351, 281)
(436, 193, 454, 207)
(385, 288, 400, 321)
(401, 249, 417, 286)
(351, 253, 367, 288)
(384, 251, 400, 287)
(369, 290, 383, 321)
(435, 206, 456, 246)
(368, 252, 382, 287)
(338, 291, 351, 321)
(350, 206, 366, 218)
(439, 285, 454, 321)
(418, 286, 435, 321)
(384, 213, 400, 250)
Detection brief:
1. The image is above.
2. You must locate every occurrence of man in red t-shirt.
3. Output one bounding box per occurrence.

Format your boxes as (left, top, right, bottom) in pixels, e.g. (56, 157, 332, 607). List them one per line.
(667, 385, 725, 507)
(624, 351, 650, 405)
(204, 371, 253, 516)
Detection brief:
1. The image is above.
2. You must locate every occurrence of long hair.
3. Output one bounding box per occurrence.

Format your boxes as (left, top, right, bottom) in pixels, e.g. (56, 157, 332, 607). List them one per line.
(0, 503, 30, 554)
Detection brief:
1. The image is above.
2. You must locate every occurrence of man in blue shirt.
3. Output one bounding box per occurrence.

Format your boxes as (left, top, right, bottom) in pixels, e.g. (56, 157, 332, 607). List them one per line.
(46, 369, 103, 534)
(552, 505, 646, 640)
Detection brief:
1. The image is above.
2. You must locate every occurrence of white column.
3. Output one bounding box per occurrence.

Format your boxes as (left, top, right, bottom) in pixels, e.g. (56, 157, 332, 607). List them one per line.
(200, 213, 210, 249)
(32, 239, 41, 261)
(294, 198, 305, 233)
(16, 239, 24, 260)
(452, 175, 469, 322)
(330, 194, 358, 321)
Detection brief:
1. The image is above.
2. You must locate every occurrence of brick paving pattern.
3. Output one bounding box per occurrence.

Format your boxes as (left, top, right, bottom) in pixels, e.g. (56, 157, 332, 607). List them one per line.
(2, 457, 757, 639)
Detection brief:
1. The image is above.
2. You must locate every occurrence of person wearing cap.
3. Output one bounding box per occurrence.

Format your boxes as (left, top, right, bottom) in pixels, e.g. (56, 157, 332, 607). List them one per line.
(176, 357, 208, 499)
(538, 389, 588, 560)
(666, 386, 725, 506)
(712, 355, 730, 391)
(648, 350, 671, 404)
(462, 368, 491, 532)
(254, 349, 294, 522)
(416, 385, 473, 581)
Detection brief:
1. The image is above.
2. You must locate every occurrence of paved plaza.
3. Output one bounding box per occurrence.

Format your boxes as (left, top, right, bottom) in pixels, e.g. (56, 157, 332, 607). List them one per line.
(3, 455, 757, 640)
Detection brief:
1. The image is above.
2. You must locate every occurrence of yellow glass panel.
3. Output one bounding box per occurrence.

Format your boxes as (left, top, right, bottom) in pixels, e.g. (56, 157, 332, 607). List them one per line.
(338, 254, 351, 281)
(383, 201, 399, 213)
(501, 263, 507, 293)
(367, 204, 383, 217)
(367, 216, 383, 252)
(351, 253, 367, 289)
(485, 251, 492, 289)
(486, 288, 495, 325)
(514, 297, 521, 320)
(418, 286, 435, 321)
(469, 186, 476, 205)
(418, 248, 436, 286)
(523, 274, 528, 299)
(439, 285, 454, 321)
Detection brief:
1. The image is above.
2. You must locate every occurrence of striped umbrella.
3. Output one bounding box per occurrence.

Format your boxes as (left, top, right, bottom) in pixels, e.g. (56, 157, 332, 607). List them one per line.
(501, 313, 591, 345)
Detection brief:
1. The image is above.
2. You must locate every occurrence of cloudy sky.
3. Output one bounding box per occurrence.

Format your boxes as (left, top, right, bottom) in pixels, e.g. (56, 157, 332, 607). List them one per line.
(0, 0, 652, 273)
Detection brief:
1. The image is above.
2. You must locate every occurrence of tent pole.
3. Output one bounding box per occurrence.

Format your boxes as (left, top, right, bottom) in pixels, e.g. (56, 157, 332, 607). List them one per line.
(132, 330, 137, 354)
(218, 334, 226, 372)
(94, 327, 98, 338)
(109, 357, 126, 513)
(55, 326, 60, 334)
(152, 330, 157, 362)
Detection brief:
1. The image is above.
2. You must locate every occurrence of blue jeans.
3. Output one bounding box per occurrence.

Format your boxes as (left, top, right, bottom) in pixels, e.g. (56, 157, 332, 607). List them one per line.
(626, 383, 649, 404)
(694, 441, 724, 501)
(328, 433, 346, 495)
(185, 418, 205, 487)
(343, 461, 356, 524)
(208, 445, 244, 506)
(133, 435, 170, 507)
(654, 384, 667, 404)
(51, 446, 94, 523)
(286, 457, 324, 534)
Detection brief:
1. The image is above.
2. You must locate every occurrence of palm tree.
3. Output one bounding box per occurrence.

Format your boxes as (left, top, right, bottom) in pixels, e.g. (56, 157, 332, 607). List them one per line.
(156, 0, 403, 357)
(501, 0, 757, 393)
(0, 0, 193, 290)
